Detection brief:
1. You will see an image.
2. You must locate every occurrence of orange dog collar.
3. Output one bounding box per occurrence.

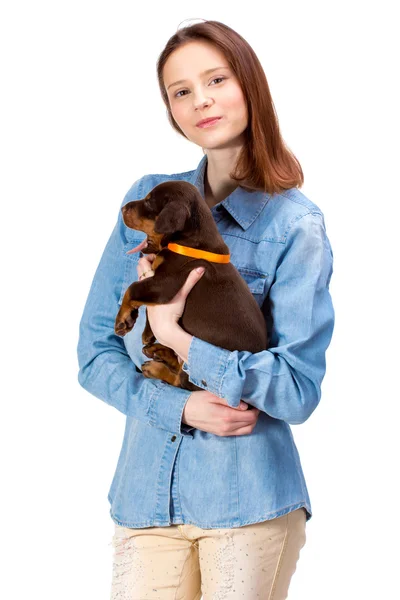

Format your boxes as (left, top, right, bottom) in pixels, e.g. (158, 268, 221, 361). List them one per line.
(167, 242, 230, 263)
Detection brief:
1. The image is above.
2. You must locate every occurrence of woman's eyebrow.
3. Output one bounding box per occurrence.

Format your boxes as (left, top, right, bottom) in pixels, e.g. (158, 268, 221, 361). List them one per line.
(167, 66, 230, 90)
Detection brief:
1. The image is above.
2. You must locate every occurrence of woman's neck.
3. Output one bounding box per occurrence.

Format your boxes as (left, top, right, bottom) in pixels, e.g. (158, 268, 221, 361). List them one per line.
(203, 162, 238, 208)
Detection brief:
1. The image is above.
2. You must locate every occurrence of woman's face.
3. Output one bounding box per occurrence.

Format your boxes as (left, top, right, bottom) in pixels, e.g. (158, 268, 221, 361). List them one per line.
(163, 41, 248, 150)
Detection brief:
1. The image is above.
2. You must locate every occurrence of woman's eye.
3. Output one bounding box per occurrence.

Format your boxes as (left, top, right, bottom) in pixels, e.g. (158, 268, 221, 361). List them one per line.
(175, 77, 225, 98)
(211, 77, 225, 85)
(210, 77, 225, 87)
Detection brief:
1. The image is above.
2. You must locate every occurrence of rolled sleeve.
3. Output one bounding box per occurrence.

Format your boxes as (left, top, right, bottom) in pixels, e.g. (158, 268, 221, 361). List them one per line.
(147, 380, 195, 436)
(183, 212, 335, 425)
(182, 336, 231, 396)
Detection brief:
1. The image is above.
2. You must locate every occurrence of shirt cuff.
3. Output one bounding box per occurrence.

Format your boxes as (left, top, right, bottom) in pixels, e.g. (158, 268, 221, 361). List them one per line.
(147, 379, 195, 437)
(182, 336, 232, 400)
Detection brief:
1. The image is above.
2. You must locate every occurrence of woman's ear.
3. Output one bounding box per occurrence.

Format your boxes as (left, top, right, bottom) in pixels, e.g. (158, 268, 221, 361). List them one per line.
(154, 202, 191, 235)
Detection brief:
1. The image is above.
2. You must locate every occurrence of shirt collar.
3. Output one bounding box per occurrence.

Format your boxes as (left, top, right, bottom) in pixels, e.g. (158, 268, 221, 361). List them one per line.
(189, 154, 272, 231)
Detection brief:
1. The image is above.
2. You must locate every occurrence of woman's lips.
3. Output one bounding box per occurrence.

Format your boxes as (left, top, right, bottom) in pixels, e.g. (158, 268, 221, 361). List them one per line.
(197, 117, 222, 128)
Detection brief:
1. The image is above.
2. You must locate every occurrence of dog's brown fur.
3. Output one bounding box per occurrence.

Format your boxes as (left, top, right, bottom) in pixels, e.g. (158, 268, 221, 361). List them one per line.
(114, 181, 268, 392)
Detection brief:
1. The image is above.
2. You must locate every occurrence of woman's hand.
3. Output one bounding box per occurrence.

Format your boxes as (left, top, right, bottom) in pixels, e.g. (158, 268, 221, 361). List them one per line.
(183, 390, 260, 436)
(137, 253, 205, 344)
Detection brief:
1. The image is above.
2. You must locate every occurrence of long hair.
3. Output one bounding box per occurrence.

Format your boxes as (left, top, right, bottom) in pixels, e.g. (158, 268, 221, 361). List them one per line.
(156, 19, 304, 194)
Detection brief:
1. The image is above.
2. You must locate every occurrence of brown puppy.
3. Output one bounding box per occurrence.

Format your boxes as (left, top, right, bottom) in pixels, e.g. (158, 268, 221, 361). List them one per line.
(114, 180, 268, 392)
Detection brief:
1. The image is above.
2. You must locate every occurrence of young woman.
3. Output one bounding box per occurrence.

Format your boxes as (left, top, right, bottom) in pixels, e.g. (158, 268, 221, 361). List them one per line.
(77, 20, 335, 600)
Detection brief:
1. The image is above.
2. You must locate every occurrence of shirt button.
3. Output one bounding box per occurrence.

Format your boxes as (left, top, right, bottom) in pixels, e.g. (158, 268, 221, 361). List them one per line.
(171, 435, 176, 442)
(201, 379, 207, 387)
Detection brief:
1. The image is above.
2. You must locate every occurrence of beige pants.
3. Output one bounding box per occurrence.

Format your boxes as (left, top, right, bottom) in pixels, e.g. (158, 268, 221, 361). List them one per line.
(110, 508, 307, 599)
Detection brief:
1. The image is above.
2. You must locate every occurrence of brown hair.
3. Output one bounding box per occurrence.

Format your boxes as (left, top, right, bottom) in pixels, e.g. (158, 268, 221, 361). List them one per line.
(156, 19, 304, 194)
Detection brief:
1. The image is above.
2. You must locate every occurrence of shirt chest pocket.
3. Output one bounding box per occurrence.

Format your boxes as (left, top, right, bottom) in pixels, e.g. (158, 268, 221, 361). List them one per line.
(236, 266, 269, 307)
(118, 240, 143, 305)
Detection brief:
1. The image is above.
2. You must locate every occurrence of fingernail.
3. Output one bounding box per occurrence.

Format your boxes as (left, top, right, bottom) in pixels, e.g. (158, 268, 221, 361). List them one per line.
(196, 267, 205, 274)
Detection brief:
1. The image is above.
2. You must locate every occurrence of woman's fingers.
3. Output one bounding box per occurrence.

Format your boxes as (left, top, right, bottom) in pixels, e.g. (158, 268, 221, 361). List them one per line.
(139, 253, 156, 265)
(138, 254, 156, 277)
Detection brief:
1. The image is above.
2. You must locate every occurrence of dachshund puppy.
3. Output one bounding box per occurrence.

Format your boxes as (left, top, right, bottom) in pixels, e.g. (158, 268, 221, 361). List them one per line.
(114, 180, 268, 392)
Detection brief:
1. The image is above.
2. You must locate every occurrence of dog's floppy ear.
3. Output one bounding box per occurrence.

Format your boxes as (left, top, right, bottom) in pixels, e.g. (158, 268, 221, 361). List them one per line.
(154, 201, 191, 235)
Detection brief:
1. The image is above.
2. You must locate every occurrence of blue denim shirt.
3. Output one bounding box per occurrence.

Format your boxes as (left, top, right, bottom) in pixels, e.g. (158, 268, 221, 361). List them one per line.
(77, 154, 335, 529)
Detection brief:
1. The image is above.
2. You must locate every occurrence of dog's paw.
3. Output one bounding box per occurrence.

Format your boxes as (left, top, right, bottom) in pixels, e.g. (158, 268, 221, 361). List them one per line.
(142, 344, 164, 361)
(141, 360, 158, 379)
(114, 307, 138, 337)
(142, 359, 180, 386)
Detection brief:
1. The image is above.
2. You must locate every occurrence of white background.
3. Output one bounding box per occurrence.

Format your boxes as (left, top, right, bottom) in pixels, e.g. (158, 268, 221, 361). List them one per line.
(1, 1, 399, 598)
